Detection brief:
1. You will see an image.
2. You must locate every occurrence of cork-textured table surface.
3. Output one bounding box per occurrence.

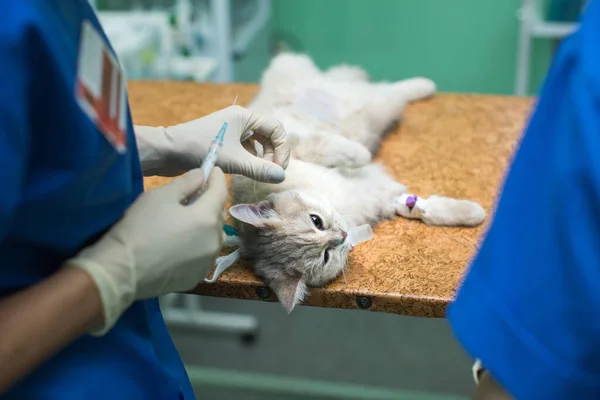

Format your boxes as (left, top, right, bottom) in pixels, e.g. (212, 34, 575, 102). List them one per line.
(129, 81, 532, 318)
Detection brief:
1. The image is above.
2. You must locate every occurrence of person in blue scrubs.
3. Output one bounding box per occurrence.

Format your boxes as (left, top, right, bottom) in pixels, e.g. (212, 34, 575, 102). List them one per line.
(448, 1, 600, 399)
(0, 2, 289, 398)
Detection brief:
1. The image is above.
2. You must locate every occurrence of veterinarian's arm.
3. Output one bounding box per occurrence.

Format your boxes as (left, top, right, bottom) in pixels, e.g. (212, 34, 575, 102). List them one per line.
(134, 106, 290, 182)
(0, 267, 103, 394)
(448, 3, 600, 398)
(0, 25, 97, 394)
(1, 170, 227, 394)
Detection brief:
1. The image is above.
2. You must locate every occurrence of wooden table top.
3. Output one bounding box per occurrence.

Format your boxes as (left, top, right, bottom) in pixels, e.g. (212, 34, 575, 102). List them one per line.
(130, 81, 532, 318)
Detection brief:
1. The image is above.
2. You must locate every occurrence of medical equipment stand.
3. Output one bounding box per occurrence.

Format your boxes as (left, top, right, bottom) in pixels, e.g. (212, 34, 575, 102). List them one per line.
(93, 0, 270, 83)
(209, 0, 233, 82)
(514, 0, 580, 95)
(160, 293, 259, 344)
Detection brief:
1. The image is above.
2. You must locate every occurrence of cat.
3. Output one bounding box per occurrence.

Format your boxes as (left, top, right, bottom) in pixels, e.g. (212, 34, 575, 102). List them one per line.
(211, 53, 485, 314)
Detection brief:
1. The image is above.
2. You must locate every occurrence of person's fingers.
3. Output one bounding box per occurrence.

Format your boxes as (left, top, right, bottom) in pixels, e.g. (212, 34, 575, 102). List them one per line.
(242, 137, 258, 156)
(240, 129, 254, 142)
(167, 169, 205, 200)
(245, 113, 290, 169)
(224, 156, 285, 183)
(256, 135, 275, 162)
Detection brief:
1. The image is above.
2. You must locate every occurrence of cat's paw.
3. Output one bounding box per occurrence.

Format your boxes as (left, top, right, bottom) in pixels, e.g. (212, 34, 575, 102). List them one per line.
(325, 65, 370, 82)
(422, 195, 485, 227)
(393, 77, 436, 102)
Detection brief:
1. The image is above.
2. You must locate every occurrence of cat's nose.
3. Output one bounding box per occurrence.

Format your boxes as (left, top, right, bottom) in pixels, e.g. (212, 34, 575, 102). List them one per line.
(341, 230, 348, 241)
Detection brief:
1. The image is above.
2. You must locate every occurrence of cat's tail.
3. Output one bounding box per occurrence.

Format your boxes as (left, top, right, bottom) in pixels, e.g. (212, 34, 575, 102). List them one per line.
(392, 77, 436, 103)
(394, 194, 485, 227)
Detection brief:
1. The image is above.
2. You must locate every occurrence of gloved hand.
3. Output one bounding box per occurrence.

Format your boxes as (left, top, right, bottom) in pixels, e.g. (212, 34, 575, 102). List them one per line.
(136, 105, 290, 183)
(66, 168, 227, 336)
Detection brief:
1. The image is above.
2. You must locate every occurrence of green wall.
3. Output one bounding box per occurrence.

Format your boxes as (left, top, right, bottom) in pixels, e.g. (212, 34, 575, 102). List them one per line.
(271, 0, 554, 95)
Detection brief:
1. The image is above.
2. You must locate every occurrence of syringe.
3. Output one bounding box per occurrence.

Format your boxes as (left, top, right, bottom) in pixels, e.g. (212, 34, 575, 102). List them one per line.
(186, 121, 228, 205)
(184, 95, 238, 205)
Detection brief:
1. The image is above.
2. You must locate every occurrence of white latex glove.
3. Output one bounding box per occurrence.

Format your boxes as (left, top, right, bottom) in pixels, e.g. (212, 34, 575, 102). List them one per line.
(66, 168, 227, 336)
(136, 105, 290, 183)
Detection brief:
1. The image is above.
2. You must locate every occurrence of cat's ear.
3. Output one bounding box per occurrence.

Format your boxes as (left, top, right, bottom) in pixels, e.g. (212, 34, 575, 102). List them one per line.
(229, 201, 277, 227)
(270, 273, 307, 314)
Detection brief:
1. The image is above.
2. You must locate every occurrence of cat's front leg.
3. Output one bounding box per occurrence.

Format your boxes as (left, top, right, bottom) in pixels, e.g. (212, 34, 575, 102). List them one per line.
(395, 194, 486, 227)
(293, 132, 372, 168)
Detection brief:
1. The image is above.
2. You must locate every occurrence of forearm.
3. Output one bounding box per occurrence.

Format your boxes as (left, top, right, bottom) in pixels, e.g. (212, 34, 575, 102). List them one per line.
(0, 266, 103, 394)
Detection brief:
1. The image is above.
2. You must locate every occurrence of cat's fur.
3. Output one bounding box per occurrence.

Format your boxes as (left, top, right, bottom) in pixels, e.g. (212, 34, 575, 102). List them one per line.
(224, 53, 485, 313)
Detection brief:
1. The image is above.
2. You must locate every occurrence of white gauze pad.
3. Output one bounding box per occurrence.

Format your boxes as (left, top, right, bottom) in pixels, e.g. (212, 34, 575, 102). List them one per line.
(347, 224, 374, 247)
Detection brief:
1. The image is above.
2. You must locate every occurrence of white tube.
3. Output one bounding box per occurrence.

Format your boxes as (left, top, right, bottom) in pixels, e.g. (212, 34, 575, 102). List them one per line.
(347, 225, 374, 247)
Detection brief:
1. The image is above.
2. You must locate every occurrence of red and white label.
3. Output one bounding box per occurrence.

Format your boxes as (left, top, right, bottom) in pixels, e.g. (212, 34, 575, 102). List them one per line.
(75, 20, 127, 153)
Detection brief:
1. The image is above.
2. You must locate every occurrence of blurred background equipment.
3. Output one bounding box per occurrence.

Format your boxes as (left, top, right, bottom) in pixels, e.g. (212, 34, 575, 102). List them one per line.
(93, 0, 270, 82)
(94, 0, 586, 95)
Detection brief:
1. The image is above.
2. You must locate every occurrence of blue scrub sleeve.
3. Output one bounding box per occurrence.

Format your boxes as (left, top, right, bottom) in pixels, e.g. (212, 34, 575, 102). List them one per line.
(448, 2, 600, 399)
(0, 10, 31, 240)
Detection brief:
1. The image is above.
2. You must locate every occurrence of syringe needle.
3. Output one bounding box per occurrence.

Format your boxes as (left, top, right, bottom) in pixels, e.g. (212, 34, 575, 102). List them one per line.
(233, 94, 239, 106)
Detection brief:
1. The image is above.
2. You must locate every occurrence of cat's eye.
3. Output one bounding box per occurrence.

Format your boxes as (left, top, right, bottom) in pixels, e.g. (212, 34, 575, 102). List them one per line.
(323, 249, 330, 264)
(310, 214, 324, 230)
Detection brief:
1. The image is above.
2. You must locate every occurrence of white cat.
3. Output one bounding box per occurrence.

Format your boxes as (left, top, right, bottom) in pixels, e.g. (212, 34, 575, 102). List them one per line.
(210, 53, 485, 314)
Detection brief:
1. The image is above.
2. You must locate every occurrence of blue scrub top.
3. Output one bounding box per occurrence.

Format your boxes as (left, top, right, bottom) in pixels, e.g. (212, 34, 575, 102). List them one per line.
(449, 1, 600, 399)
(0, 2, 194, 398)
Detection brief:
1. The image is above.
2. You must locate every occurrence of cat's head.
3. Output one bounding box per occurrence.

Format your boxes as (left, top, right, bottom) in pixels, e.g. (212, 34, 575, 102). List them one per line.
(230, 190, 351, 314)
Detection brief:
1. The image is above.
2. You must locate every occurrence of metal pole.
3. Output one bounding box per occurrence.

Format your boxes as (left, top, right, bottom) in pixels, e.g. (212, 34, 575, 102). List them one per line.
(210, 0, 233, 82)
